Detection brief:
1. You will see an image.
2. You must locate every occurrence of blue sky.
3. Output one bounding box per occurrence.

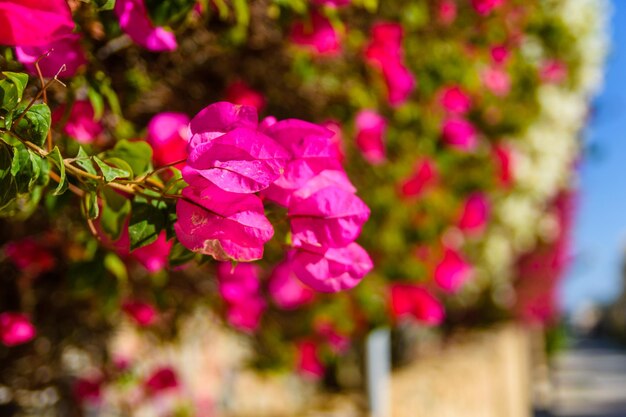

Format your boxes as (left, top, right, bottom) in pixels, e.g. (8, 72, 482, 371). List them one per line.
(561, 0, 626, 312)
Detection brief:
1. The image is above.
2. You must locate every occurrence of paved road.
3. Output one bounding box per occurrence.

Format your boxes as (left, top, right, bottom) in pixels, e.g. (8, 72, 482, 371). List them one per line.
(543, 338, 626, 417)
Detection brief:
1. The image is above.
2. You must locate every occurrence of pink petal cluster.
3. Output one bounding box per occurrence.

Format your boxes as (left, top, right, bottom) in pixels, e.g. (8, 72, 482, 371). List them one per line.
(0, 0, 74, 47)
(225, 81, 266, 112)
(471, 0, 505, 15)
(437, 0, 457, 25)
(15, 33, 87, 78)
(0, 312, 36, 346)
(269, 261, 315, 310)
(439, 85, 472, 114)
(52, 100, 103, 144)
(311, 0, 351, 7)
(481, 66, 511, 96)
(355, 110, 387, 164)
(4, 237, 56, 275)
(144, 367, 179, 395)
(434, 248, 472, 293)
(146, 112, 190, 168)
(115, 0, 177, 52)
(441, 118, 478, 151)
(540, 59, 568, 84)
(290, 11, 340, 55)
(493, 144, 514, 188)
(217, 263, 266, 332)
(122, 300, 158, 326)
(364, 22, 416, 106)
(389, 284, 445, 325)
(400, 158, 437, 199)
(490, 44, 510, 64)
(296, 340, 325, 379)
(458, 193, 490, 234)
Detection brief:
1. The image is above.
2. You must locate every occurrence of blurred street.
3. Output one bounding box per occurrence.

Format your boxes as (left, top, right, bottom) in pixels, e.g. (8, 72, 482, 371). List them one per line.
(542, 338, 626, 417)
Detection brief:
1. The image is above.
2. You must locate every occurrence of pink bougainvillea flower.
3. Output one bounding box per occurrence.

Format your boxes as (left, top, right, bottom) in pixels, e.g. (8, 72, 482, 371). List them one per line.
(226, 296, 266, 332)
(441, 118, 478, 151)
(315, 321, 350, 353)
(381, 60, 416, 106)
(146, 112, 190, 168)
(312, 0, 351, 7)
(52, 100, 103, 144)
(174, 176, 274, 262)
(0, 0, 74, 47)
(144, 367, 179, 394)
(115, 0, 177, 52)
(493, 143, 514, 188)
(458, 193, 490, 233)
(471, 0, 504, 15)
(262, 119, 337, 160)
(269, 261, 315, 310)
(290, 11, 340, 55)
(490, 44, 510, 64)
(0, 312, 36, 346)
(439, 85, 472, 114)
(355, 110, 387, 164)
(481, 66, 511, 96)
(74, 376, 103, 403)
(131, 231, 172, 272)
(540, 59, 568, 84)
(4, 238, 56, 275)
(188, 102, 258, 150)
(389, 284, 445, 325)
(291, 243, 373, 292)
(296, 340, 324, 379)
(434, 248, 472, 293)
(216, 262, 261, 304)
(15, 33, 87, 78)
(437, 0, 457, 25)
(186, 127, 289, 194)
(400, 158, 437, 199)
(321, 120, 345, 163)
(122, 300, 158, 326)
(289, 185, 370, 248)
(225, 81, 266, 112)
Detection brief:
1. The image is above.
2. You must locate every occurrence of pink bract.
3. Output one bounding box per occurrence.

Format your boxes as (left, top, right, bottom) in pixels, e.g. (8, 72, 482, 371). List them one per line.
(493, 144, 514, 188)
(174, 178, 274, 262)
(296, 340, 324, 379)
(490, 44, 510, 64)
(540, 59, 568, 84)
(144, 367, 179, 394)
(74, 377, 103, 404)
(0, 312, 36, 346)
(269, 261, 315, 310)
(471, 0, 505, 15)
(226, 297, 266, 332)
(316, 321, 350, 353)
(115, 0, 177, 52)
(216, 262, 261, 304)
(382, 60, 416, 106)
(400, 158, 437, 199)
(131, 231, 173, 273)
(15, 33, 87, 78)
(481, 66, 511, 96)
(188, 102, 258, 150)
(291, 243, 373, 292)
(0, 0, 74, 47)
(390, 284, 445, 326)
(53, 100, 103, 144)
(458, 193, 490, 233)
(4, 237, 56, 275)
(439, 85, 472, 114)
(146, 112, 190, 168)
(355, 110, 387, 164)
(225, 81, 266, 112)
(441, 118, 478, 151)
(122, 300, 158, 327)
(290, 11, 340, 55)
(434, 248, 472, 293)
(311, 0, 351, 6)
(437, 0, 457, 25)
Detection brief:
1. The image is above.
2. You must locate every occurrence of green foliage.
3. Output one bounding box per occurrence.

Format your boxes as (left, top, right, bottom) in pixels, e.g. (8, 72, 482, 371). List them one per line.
(129, 196, 168, 251)
(13, 104, 51, 147)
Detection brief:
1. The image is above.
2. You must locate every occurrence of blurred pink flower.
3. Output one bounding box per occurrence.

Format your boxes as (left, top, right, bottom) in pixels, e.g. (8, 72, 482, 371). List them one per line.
(115, 0, 177, 51)
(390, 284, 445, 325)
(481, 66, 511, 96)
(187, 102, 258, 151)
(146, 112, 190, 168)
(225, 81, 266, 112)
(296, 340, 324, 379)
(458, 193, 490, 234)
(4, 238, 56, 275)
(439, 85, 472, 114)
(15, 33, 87, 78)
(316, 321, 350, 353)
(131, 231, 173, 272)
(144, 367, 179, 394)
(0, 0, 74, 47)
(321, 120, 346, 163)
(0, 312, 36, 346)
(355, 110, 386, 164)
(122, 300, 158, 326)
(434, 248, 472, 293)
(441, 118, 478, 151)
(382, 60, 416, 106)
(74, 376, 103, 403)
(53, 100, 103, 144)
(490, 44, 509, 64)
(226, 297, 266, 332)
(400, 158, 437, 199)
(493, 144, 514, 188)
(216, 262, 261, 304)
(437, 0, 457, 25)
(471, 0, 504, 15)
(290, 11, 340, 55)
(540, 59, 568, 84)
(269, 261, 315, 310)
(312, 0, 350, 6)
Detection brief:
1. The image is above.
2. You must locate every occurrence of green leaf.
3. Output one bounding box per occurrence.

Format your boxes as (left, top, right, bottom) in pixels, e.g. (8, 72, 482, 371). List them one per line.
(0, 143, 17, 211)
(104, 252, 128, 283)
(168, 241, 195, 267)
(47, 146, 69, 195)
(83, 190, 99, 219)
(74, 147, 99, 176)
(101, 185, 131, 240)
(93, 156, 131, 182)
(87, 86, 105, 119)
(128, 198, 167, 251)
(0, 72, 28, 112)
(13, 104, 51, 147)
(107, 140, 153, 177)
(95, 0, 116, 10)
